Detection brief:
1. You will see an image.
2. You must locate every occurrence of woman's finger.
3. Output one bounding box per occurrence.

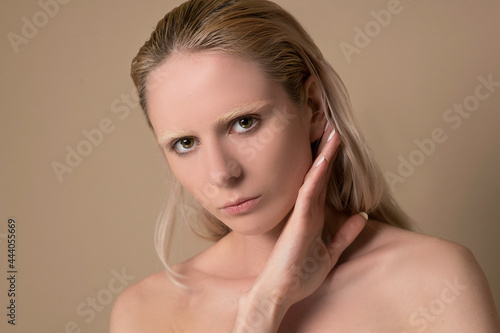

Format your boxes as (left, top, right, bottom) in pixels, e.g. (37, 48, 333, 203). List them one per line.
(313, 122, 334, 160)
(316, 124, 339, 198)
(293, 125, 340, 223)
(326, 213, 368, 264)
(301, 124, 339, 196)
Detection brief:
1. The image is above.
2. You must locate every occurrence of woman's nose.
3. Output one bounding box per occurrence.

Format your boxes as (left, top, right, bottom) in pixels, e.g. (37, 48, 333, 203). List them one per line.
(205, 142, 242, 187)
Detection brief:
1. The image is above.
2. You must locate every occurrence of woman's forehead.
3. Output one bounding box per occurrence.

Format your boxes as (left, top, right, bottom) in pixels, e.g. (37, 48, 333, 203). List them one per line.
(146, 52, 285, 128)
(147, 51, 267, 92)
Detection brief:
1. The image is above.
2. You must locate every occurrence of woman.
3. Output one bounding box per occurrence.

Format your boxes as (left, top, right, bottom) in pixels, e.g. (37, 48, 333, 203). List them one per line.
(110, 0, 500, 331)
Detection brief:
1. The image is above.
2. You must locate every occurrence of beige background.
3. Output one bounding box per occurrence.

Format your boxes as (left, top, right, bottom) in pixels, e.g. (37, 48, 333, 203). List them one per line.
(1, 0, 499, 331)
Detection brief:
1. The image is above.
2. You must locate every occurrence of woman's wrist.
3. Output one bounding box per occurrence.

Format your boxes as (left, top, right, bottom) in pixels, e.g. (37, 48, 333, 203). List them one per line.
(231, 288, 291, 333)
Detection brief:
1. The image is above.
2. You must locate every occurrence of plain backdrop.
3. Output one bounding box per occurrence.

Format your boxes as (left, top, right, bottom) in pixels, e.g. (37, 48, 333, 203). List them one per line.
(1, 0, 499, 331)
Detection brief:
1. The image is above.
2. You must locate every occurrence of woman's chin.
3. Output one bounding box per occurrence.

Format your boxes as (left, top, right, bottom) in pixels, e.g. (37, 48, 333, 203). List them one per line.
(221, 209, 291, 238)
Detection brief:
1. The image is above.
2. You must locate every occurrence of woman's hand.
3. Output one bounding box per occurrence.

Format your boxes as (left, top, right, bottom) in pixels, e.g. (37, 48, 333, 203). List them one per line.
(232, 123, 368, 332)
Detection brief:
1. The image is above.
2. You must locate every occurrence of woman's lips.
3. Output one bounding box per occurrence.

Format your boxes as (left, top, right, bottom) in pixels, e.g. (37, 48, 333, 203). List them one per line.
(221, 196, 261, 215)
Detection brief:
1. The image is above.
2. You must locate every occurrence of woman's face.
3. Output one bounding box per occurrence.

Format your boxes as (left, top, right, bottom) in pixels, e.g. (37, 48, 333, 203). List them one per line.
(146, 52, 323, 236)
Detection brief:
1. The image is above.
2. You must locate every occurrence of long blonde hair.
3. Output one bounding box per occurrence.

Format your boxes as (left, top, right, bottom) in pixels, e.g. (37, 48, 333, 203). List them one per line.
(131, 0, 414, 276)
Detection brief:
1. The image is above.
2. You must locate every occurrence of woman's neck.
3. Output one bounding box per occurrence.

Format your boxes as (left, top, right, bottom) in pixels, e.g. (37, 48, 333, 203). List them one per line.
(220, 203, 348, 279)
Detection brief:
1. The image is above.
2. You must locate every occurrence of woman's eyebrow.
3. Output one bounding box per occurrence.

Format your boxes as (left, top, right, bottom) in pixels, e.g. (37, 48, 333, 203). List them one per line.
(158, 130, 192, 146)
(157, 99, 273, 146)
(213, 99, 273, 127)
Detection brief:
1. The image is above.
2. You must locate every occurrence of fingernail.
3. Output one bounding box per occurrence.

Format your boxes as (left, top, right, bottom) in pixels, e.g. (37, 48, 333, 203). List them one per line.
(324, 122, 330, 132)
(327, 127, 336, 142)
(316, 155, 326, 167)
(358, 212, 368, 221)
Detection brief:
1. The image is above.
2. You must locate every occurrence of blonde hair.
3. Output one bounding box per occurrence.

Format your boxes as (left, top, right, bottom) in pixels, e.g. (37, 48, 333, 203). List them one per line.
(131, 0, 414, 277)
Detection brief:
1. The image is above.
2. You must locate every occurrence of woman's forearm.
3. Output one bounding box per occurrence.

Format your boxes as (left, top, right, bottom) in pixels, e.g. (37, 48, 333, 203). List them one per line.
(231, 289, 291, 333)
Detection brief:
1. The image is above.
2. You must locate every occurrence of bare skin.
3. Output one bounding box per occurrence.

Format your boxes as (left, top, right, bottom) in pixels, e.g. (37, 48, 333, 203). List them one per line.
(110, 52, 500, 332)
(111, 218, 500, 332)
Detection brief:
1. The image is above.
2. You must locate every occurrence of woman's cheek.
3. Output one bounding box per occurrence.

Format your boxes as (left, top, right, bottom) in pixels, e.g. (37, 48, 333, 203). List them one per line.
(166, 159, 201, 199)
(269, 130, 312, 193)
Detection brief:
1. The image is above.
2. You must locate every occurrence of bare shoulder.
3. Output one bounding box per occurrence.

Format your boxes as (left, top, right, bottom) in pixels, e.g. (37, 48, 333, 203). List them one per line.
(110, 269, 182, 333)
(370, 221, 489, 287)
(349, 220, 500, 332)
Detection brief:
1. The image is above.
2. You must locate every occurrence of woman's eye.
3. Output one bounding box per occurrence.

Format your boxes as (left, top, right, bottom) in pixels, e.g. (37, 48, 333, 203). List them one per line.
(231, 116, 257, 134)
(171, 137, 197, 154)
